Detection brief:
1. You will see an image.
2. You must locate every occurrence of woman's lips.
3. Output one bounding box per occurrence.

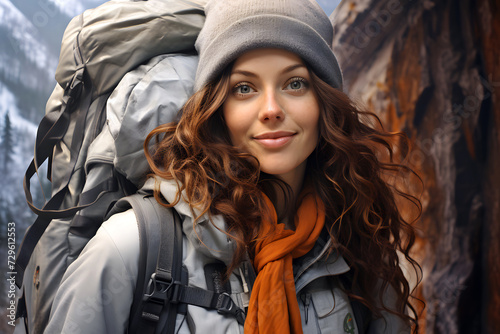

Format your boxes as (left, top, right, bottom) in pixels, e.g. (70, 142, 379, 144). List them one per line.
(253, 131, 296, 148)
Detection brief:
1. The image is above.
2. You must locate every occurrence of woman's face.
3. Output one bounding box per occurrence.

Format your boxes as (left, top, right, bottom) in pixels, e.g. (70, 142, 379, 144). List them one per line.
(223, 48, 320, 187)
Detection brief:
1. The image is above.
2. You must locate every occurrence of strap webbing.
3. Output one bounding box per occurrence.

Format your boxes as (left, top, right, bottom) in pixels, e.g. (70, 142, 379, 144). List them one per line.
(16, 83, 114, 289)
(15, 28, 92, 289)
(118, 193, 246, 333)
(142, 202, 245, 331)
(143, 280, 246, 326)
(117, 193, 165, 334)
(152, 195, 183, 334)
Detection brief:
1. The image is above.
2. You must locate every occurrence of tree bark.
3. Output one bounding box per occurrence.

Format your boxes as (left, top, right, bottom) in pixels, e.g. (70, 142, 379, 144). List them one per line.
(331, 0, 500, 333)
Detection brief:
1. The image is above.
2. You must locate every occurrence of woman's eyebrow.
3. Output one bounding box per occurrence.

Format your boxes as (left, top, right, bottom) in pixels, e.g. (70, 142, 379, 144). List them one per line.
(281, 63, 306, 74)
(231, 63, 306, 78)
(231, 70, 257, 77)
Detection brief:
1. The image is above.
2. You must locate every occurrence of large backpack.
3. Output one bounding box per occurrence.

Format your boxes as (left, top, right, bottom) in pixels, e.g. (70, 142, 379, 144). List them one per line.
(14, 1, 206, 332)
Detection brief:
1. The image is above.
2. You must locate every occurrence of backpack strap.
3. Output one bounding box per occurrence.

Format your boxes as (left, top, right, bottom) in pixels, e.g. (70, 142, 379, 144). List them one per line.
(15, 65, 92, 289)
(106, 192, 167, 333)
(138, 193, 184, 334)
(109, 192, 245, 334)
(338, 271, 372, 334)
(15, 31, 108, 289)
(136, 198, 245, 332)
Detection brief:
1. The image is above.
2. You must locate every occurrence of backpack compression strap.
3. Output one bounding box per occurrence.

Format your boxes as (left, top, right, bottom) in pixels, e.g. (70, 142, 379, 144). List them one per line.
(16, 32, 102, 289)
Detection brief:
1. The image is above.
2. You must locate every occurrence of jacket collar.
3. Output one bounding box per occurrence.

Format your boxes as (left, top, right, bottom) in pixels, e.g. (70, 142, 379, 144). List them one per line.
(294, 237, 350, 292)
(144, 177, 236, 266)
(143, 177, 351, 278)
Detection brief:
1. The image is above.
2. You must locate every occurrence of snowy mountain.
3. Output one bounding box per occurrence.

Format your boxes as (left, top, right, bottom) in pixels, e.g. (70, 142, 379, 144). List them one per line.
(0, 0, 62, 241)
(0, 0, 108, 225)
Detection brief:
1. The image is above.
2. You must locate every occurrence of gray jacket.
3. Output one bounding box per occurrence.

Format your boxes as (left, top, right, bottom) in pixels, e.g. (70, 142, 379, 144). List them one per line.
(45, 178, 410, 334)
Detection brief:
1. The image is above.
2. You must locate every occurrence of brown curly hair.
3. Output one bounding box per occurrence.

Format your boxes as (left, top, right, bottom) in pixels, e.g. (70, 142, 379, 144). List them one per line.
(145, 64, 422, 331)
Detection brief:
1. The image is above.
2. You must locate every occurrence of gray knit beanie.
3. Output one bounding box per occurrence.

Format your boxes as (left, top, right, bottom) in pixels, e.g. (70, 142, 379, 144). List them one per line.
(194, 0, 343, 91)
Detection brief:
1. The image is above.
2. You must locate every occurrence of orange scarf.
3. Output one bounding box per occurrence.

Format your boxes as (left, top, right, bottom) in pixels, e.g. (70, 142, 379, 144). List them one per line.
(244, 190, 325, 334)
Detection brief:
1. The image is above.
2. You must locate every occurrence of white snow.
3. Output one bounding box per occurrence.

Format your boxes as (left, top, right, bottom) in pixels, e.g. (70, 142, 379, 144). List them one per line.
(0, 82, 38, 210)
(48, 0, 104, 18)
(47, 0, 86, 18)
(0, 82, 37, 135)
(0, 0, 58, 77)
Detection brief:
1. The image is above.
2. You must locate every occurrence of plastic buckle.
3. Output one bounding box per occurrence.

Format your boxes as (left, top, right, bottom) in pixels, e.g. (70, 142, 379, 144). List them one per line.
(143, 273, 182, 305)
(216, 293, 246, 325)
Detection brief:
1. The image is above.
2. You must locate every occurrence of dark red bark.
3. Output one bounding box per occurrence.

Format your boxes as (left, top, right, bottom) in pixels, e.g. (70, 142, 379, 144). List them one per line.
(331, 0, 500, 332)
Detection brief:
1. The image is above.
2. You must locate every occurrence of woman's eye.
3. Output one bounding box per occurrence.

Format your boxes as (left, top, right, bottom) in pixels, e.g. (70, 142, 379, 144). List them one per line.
(285, 78, 307, 91)
(233, 83, 254, 95)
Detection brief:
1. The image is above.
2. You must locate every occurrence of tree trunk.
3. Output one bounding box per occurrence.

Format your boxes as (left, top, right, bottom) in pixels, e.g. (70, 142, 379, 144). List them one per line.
(331, 0, 500, 333)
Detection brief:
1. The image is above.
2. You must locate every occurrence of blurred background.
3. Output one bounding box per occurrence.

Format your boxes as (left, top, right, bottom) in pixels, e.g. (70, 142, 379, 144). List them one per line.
(0, 0, 498, 333)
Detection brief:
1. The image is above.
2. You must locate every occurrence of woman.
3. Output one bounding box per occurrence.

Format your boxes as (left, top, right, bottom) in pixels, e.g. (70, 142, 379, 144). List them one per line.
(46, 0, 421, 333)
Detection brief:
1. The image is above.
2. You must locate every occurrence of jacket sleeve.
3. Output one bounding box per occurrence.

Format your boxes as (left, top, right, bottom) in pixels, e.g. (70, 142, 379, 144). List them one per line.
(45, 210, 140, 334)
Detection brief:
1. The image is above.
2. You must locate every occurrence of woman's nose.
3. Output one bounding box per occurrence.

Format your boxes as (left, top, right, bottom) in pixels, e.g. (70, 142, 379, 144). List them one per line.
(258, 90, 285, 122)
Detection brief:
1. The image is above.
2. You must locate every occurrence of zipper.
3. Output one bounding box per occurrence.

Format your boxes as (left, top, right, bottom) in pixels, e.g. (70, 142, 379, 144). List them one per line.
(294, 239, 332, 282)
(238, 267, 250, 308)
(300, 293, 311, 324)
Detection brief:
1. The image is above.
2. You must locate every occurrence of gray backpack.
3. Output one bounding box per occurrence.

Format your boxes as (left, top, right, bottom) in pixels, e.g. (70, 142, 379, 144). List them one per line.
(15, 1, 205, 332)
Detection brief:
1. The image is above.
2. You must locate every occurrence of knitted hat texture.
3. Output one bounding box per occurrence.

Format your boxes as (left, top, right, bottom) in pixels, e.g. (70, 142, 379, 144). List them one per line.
(194, 0, 343, 91)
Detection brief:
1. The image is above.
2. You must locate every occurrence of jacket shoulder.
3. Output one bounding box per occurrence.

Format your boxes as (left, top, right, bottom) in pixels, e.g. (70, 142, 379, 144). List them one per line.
(46, 210, 139, 334)
(99, 209, 140, 276)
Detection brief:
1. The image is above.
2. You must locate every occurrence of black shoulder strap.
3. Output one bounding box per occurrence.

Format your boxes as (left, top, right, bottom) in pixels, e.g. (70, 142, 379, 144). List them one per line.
(112, 192, 246, 334)
(106, 192, 169, 333)
(339, 271, 372, 334)
(137, 194, 184, 334)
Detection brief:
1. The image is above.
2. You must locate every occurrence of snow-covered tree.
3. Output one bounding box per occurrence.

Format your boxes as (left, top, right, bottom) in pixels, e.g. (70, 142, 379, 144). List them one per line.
(0, 111, 14, 174)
